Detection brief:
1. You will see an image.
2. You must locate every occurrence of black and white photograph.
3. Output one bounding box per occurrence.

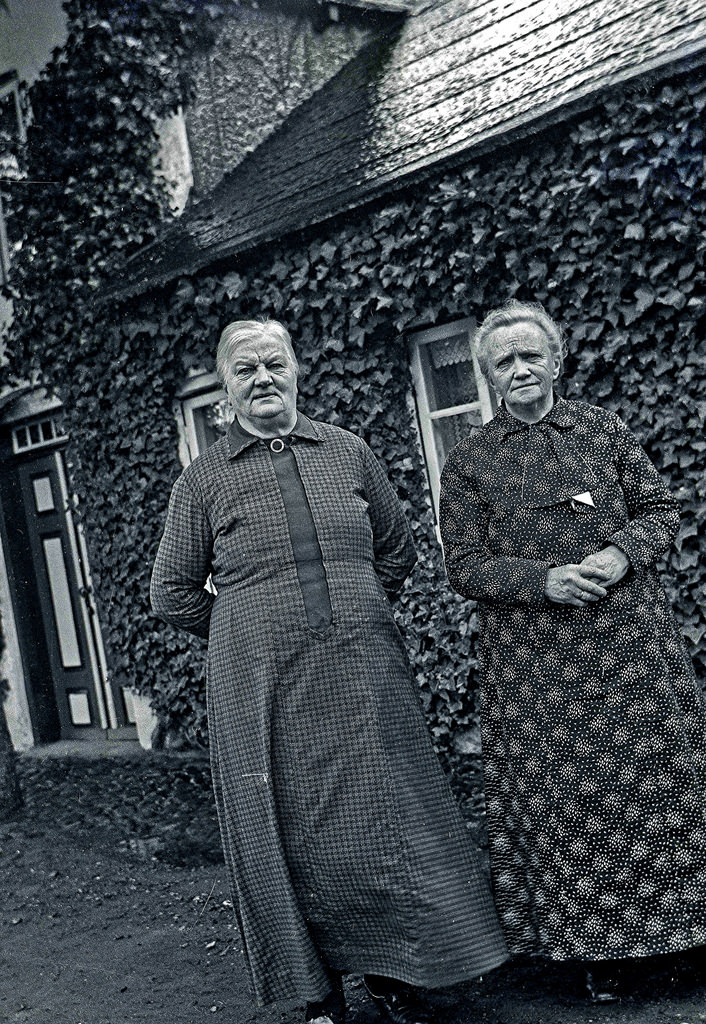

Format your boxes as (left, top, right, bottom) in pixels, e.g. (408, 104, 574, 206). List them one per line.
(1, 2, 705, 1022)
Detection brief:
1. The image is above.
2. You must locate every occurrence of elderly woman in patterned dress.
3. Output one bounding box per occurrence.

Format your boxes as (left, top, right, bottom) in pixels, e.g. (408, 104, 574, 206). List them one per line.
(439, 299, 706, 1001)
(151, 319, 507, 1024)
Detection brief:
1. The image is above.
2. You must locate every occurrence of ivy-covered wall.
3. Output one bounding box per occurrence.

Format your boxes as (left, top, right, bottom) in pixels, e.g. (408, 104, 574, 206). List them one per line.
(79, 65, 706, 754)
(3, 2, 704, 757)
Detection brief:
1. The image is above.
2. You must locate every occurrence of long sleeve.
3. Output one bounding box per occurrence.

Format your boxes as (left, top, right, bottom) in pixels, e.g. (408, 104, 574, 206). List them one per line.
(607, 415, 680, 568)
(362, 442, 417, 594)
(439, 447, 551, 608)
(150, 473, 215, 640)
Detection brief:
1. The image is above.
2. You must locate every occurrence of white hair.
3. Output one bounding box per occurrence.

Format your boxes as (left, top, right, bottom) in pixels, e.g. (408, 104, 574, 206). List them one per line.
(216, 319, 298, 383)
(474, 300, 567, 379)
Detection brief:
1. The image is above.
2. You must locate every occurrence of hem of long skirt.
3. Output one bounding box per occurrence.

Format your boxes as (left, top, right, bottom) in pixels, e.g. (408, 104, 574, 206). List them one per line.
(251, 948, 509, 1007)
(324, 947, 509, 990)
(512, 930, 706, 963)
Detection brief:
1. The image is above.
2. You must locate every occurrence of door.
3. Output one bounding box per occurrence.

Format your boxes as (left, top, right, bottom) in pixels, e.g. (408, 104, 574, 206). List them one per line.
(0, 423, 123, 741)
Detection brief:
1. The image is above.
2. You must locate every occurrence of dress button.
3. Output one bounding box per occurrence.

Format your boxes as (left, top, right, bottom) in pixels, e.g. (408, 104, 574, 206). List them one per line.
(270, 438, 285, 453)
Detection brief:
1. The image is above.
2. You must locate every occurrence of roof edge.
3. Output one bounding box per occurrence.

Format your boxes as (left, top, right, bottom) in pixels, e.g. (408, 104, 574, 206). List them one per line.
(328, 0, 412, 11)
(102, 39, 706, 306)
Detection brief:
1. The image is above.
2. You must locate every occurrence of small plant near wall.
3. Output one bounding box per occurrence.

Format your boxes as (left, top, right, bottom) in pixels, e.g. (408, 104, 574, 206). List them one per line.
(1, 0, 703, 757)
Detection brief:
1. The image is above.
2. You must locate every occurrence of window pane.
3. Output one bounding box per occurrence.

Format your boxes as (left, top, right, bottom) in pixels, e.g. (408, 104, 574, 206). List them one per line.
(193, 398, 232, 452)
(0, 87, 22, 143)
(32, 476, 55, 513)
(420, 332, 479, 411)
(433, 408, 483, 467)
(14, 425, 29, 449)
(67, 690, 92, 726)
(42, 537, 82, 669)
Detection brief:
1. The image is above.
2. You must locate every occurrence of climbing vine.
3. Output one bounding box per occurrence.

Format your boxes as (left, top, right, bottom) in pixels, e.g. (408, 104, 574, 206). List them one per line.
(2, 2, 704, 756)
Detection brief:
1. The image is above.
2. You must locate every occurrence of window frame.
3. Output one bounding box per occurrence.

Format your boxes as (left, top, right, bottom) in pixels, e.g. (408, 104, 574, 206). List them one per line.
(11, 414, 68, 456)
(176, 372, 231, 595)
(409, 318, 495, 518)
(1, 72, 26, 287)
(0, 196, 10, 288)
(177, 371, 228, 465)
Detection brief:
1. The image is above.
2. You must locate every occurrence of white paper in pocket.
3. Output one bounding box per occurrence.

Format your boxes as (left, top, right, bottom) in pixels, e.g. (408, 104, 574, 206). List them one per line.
(571, 491, 595, 507)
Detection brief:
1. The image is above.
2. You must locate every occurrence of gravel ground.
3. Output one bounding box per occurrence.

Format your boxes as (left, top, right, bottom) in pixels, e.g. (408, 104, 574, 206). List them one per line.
(1, 752, 705, 1024)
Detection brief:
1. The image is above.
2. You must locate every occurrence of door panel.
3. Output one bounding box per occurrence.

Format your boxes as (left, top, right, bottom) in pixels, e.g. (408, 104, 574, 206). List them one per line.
(0, 459, 60, 742)
(16, 453, 104, 738)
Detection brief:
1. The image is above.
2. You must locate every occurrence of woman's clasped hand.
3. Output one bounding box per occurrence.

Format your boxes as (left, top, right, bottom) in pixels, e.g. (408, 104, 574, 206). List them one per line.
(439, 298, 706, 1004)
(545, 544, 630, 605)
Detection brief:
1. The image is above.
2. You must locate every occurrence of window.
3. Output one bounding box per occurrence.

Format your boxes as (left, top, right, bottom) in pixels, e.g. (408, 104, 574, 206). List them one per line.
(0, 72, 24, 146)
(177, 373, 233, 596)
(409, 319, 495, 516)
(0, 193, 10, 287)
(12, 415, 67, 455)
(178, 372, 231, 464)
(1, 71, 25, 288)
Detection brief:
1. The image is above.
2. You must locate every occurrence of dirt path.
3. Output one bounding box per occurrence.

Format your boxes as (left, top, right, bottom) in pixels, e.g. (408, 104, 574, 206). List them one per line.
(2, 753, 705, 1024)
(3, 821, 706, 1024)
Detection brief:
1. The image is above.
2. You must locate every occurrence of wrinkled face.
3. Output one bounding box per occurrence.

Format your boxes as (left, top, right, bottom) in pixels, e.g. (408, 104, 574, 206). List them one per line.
(224, 335, 298, 425)
(485, 322, 559, 417)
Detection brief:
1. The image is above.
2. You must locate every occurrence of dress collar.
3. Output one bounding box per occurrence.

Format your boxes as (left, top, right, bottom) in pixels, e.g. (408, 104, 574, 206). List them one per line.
(227, 411, 321, 459)
(494, 395, 575, 439)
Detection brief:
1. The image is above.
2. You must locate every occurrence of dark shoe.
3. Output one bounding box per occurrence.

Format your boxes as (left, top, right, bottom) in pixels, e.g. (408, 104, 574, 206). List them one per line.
(305, 979, 346, 1024)
(584, 962, 621, 1003)
(364, 975, 434, 1024)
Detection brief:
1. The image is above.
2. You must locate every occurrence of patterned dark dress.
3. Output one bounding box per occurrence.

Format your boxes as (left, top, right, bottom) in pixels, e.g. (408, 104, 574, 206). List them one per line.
(439, 397, 706, 962)
(151, 414, 507, 1006)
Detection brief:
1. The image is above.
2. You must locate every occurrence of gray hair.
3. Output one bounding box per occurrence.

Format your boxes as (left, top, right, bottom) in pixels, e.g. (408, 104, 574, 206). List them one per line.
(216, 319, 298, 383)
(474, 300, 567, 380)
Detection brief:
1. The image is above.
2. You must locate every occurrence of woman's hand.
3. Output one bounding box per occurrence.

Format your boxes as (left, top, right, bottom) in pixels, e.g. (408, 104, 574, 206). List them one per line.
(544, 564, 609, 606)
(579, 545, 629, 587)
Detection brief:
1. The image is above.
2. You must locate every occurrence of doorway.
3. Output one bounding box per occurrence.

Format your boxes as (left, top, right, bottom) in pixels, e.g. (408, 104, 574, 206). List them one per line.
(0, 398, 126, 741)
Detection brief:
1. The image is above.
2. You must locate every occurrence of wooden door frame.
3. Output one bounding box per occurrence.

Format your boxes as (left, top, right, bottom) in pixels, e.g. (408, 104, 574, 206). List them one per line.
(0, 405, 124, 741)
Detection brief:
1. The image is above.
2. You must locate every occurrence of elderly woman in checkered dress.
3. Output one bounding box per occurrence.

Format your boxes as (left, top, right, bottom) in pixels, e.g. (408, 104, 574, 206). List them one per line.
(151, 319, 507, 1024)
(439, 299, 706, 1002)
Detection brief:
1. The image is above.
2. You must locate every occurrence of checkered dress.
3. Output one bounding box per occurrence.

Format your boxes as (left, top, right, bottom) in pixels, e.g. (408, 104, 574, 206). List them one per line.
(151, 415, 507, 1006)
(440, 398, 706, 962)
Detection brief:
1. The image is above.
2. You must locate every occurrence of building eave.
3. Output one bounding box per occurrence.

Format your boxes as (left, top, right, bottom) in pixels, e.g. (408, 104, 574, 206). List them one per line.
(101, 6, 706, 304)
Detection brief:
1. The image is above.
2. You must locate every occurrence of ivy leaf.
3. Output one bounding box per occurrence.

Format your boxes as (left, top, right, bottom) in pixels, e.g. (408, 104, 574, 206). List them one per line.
(222, 272, 243, 299)
(683, 624, 706, 646)
(657, 287, 686, 310)
(634, 286, 656, 315)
